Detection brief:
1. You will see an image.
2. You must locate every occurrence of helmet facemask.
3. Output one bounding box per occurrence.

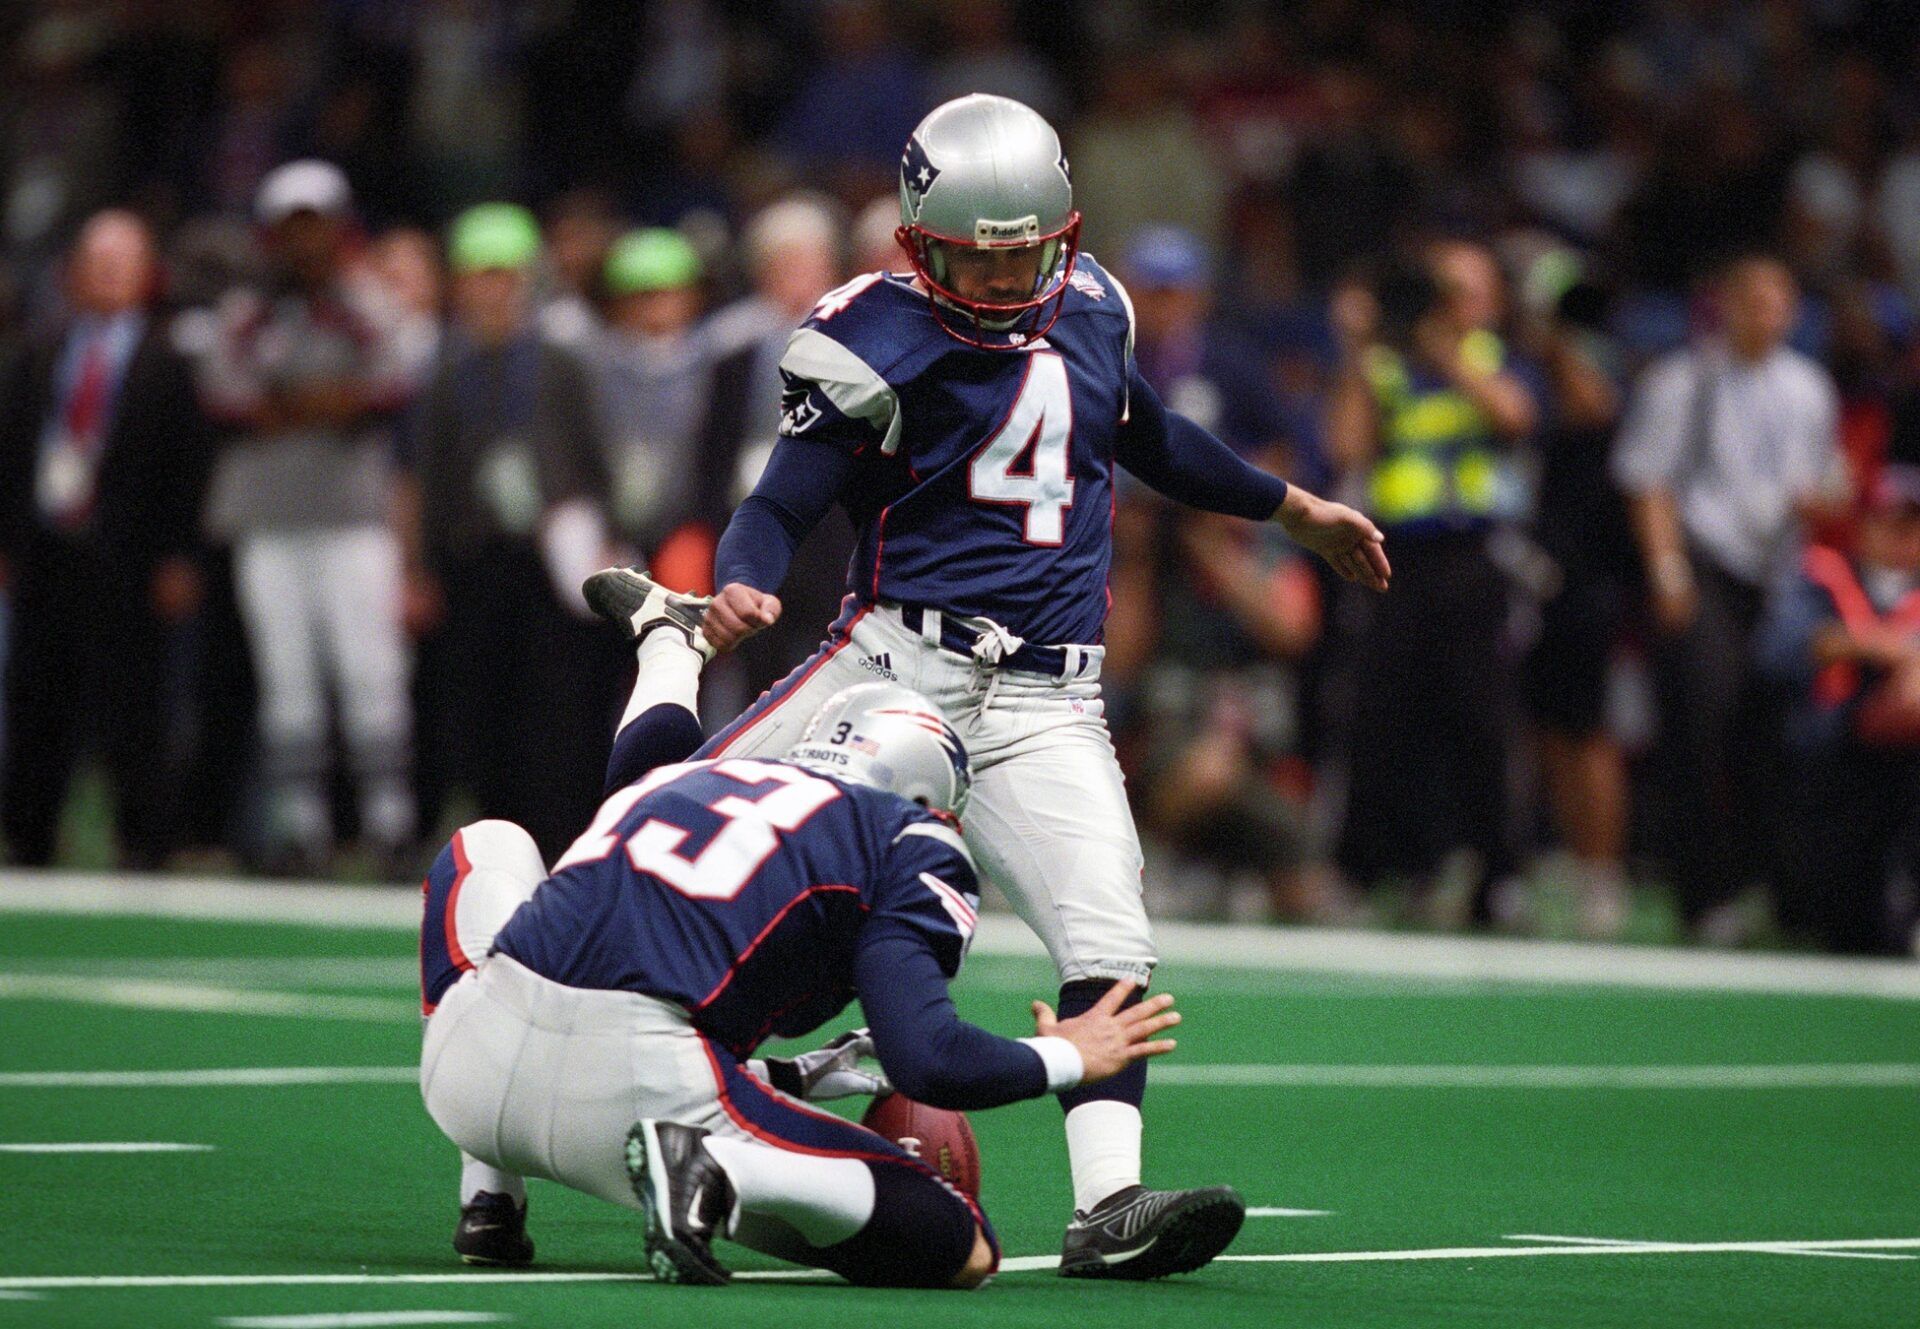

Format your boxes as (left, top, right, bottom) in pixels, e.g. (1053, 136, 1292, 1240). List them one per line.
(897, 212, 1081, 349)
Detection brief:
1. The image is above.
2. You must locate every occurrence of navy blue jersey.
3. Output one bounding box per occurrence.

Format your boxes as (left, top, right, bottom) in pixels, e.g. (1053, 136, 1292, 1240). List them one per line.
(773, 257, 1138, 644)
(491, 756, 980, 1057)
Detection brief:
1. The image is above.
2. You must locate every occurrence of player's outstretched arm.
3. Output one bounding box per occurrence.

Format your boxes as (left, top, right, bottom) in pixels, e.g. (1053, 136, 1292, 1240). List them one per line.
(1275, 484, 1391, 592)
(706, 436, 853, 651)
(857, 922, 1108, 1110)
(1031, 982, 1181, 1085)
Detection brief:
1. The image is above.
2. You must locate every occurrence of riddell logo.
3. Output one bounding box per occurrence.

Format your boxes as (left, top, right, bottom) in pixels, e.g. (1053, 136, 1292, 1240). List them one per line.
(858, 652, 898, 682)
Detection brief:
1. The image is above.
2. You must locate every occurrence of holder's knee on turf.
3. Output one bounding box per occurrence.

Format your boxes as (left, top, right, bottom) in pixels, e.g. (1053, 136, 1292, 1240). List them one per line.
(816, 1161, 997, 1289)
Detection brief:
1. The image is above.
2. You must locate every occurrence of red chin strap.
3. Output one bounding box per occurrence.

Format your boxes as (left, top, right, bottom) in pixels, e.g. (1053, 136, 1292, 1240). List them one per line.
(895, 214, 1082, 350)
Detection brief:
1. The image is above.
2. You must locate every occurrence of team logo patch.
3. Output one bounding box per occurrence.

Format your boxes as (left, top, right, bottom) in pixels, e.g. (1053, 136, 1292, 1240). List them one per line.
(779, 384, 824, 436)
(901, 136, 940, 221)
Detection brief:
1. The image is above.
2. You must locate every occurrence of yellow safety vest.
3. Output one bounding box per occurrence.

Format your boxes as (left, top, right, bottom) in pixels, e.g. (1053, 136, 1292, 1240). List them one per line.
(1365, 330, 1506, 526)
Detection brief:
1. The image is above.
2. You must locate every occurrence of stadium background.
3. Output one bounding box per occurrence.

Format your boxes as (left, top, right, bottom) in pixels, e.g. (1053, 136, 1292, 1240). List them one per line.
(3, 2, 1920, 1326)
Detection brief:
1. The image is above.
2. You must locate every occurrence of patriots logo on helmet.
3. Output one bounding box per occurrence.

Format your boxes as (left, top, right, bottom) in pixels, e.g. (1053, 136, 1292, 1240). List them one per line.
(901, 136, 940, 220)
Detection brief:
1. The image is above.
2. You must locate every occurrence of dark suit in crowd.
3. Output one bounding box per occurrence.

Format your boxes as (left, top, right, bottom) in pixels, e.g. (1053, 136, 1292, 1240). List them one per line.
(0, 312, 211, 867)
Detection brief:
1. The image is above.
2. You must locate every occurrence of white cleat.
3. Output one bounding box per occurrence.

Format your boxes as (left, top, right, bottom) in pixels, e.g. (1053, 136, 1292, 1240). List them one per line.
(582, 564, 716, 662)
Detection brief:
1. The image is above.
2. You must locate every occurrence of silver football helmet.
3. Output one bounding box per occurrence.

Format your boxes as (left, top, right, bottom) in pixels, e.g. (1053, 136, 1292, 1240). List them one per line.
(895, 93, 1081, 348)
(787, 683, 972, 819)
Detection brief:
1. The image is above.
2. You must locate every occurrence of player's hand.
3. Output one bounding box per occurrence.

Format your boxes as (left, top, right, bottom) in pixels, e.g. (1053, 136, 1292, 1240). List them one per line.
(749, 1028, 893, 1101)
(1276, 487, 1390, 592)
(1032, 982, 1179, 1086)
(704, 582, 782, 653)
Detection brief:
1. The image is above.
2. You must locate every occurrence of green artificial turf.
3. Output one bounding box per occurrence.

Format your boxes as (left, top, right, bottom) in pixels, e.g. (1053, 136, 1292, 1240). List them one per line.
(3, 906, 1917, 1327)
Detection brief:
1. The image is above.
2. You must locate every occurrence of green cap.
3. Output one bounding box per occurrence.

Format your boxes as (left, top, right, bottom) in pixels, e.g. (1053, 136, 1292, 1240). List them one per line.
(604, 228, 702, 295)
(448, 203, 541, 274)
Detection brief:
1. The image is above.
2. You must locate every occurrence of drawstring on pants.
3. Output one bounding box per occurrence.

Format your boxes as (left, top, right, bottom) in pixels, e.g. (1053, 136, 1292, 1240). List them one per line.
(967, 619, 1027, 714)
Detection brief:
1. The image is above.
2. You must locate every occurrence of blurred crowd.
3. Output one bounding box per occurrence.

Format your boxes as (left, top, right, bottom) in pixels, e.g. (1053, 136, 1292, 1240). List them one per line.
(5, 0, 1920, 954)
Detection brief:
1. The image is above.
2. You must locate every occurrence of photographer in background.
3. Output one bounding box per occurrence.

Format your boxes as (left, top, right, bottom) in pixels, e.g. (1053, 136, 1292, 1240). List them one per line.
(1109, 228, 1332, 921)
(1326, 242, 1539, 923)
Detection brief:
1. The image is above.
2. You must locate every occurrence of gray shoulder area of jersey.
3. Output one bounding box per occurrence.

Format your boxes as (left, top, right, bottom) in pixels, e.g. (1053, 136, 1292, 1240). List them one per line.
(893, 818, 975, 870)
(779, 319, 908, 456)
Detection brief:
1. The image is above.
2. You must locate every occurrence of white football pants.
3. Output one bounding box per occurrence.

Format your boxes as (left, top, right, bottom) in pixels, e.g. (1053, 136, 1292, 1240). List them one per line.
(702, 601, 1155, 986)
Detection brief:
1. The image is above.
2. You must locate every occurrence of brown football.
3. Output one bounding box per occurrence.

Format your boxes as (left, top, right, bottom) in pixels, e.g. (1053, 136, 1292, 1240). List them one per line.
(860, 1093, 982, 1198)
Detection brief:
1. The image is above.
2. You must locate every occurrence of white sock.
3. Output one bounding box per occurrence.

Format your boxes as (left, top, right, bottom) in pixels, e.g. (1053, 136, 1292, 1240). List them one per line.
(460, 1153, 525, 1206)
(1064, 1101, 1142, 1214)
(702, 1136, 875, 1247)
(621, 629, 703, 728)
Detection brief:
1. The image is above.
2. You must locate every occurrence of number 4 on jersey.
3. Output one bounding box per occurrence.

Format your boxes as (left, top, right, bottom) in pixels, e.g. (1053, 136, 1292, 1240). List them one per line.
(969, 351, 1074, 545)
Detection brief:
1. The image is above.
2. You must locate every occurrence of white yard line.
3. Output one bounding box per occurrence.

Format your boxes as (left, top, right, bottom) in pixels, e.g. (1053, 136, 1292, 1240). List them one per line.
(0, 1143, 211, 1154)
(219, 1314, 506, 1328)
(1506, 1233, 1914, 1262)
(9, 1238, 1920, 1288)
(10, 871, 1920, 1000)
(0, 974, 412, 1023)
(1247, 1207, 1333, 1217)
(0, 1274, 652, 1291)
(11, 958, 414, 989)
(0, 1067, 417, 1089)
(8, 1062, 1920, 1091)
(1221, 1237, 1920, 1263)
(1151, 1062, 1920, 1089)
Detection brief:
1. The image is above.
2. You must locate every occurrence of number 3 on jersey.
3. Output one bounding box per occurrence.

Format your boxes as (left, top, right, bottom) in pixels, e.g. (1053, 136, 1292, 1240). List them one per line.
(970, 351, 1074, 545)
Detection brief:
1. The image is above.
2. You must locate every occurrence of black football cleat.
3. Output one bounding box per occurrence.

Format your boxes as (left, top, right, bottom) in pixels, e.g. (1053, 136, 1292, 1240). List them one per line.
(1058, 1184, 1247, 1280)
(454, 1190, 534, 1266)
(625, 1119, 734, 1285)
(582, 564, 715, 661)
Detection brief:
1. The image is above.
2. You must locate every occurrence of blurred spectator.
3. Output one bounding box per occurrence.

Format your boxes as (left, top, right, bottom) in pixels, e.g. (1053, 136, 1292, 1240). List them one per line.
(1327, 242, 1538, 921)
(594, 227, 710, 560)
(1613, 255, 1846, 939)
(1285, 65, 1413, 289)
(1875, 115, 1920, 303)
(1520, 274, 1635, 937)
(404, 203, 615, 862)
(537, 189, 618, 348)
(0, 210, 210, 868)
(1112, 226, 1328, 919)
(3, 12, 120, 259)
(198, 161, 416, 874)
(356, 228, 445, 392)
(777, 0, 924, 197)
(925, 0, 1065, 124)
(197, 39, 295, 219)
(405, 0, 528, 211)
(696, 193, 855, 703)
(852, 194, 908, 276)
(1122, 227, 1294, 461)
(1611, 96, 1790, 291)
(1070, 47, 1228, 254)
(1759, 465, 1920, 954)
